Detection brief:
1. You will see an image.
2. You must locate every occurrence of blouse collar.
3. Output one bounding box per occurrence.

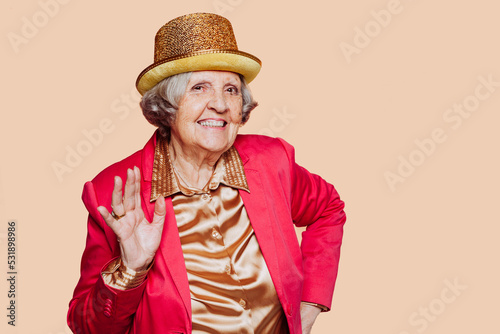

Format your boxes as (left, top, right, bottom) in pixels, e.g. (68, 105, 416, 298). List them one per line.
(150, 134, 249, 201)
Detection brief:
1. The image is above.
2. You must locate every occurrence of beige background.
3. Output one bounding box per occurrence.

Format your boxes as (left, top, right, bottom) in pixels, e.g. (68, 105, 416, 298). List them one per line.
(1, 0, 499, 333)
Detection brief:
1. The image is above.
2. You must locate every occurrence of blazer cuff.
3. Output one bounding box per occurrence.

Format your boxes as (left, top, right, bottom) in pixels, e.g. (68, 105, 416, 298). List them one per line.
(93, 257, 148, 321)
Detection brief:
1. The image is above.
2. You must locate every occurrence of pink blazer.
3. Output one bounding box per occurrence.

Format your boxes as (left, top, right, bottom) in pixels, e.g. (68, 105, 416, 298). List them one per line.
(68, 132, 346, 334)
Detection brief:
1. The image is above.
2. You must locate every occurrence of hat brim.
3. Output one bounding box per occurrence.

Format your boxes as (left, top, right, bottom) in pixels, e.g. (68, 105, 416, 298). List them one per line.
(136, 51, 261, 95)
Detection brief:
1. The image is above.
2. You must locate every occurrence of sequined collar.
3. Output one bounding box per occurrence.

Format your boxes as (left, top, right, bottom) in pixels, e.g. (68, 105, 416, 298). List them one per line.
(150, 135, 249, 201)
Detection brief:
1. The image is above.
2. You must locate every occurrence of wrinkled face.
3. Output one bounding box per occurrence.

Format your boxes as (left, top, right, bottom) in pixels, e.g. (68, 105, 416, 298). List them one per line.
(170, 71, 243, 156)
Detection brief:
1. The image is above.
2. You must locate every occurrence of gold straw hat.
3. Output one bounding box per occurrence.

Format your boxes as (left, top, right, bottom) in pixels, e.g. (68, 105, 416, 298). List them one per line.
(136, 13, 262, 95)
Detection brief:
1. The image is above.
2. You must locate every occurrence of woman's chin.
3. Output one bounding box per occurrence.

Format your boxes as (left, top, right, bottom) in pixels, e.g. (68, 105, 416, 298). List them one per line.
(195, 138, 233, 154)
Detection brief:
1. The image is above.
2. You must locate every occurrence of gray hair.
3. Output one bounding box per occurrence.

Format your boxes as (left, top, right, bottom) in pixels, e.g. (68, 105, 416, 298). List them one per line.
(140, 71, 258, 138)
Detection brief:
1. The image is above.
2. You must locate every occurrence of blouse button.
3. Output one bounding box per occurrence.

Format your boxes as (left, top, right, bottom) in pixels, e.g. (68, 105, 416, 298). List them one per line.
(211, 229, 221, 239)
(238, 299, 247, 309)
(201, 193, 211, 201)
(224, 264, 231, 275)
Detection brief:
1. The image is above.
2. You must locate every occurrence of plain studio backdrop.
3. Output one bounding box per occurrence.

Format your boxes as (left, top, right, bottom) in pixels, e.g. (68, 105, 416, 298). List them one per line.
(1, 0, 499, 333)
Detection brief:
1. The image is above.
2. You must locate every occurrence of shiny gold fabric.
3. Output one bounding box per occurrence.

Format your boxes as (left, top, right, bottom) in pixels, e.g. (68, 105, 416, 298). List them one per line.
(102, 258, 152, 290)
(152, 136, 288, 333)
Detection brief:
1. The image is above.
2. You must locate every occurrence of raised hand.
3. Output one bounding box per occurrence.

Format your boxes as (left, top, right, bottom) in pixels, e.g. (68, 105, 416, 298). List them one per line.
(97, 166, 165, 271)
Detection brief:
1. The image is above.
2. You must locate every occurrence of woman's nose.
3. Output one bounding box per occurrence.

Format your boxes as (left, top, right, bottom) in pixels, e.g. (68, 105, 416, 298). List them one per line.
(207, 90, 229, 113)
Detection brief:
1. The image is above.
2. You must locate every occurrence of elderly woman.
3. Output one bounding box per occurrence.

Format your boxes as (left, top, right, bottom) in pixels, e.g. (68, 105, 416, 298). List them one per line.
(68, 13, 345, 334)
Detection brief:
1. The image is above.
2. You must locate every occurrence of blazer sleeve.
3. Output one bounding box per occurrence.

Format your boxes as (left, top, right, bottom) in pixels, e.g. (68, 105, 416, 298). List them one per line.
(278, 138, 346, 311)
(67, 181, 147, 334)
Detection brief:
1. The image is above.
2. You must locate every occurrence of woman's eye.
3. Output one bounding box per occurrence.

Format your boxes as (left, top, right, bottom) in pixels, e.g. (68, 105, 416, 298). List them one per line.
(191, 84, 207, 91)
(227, 87, 239, 94)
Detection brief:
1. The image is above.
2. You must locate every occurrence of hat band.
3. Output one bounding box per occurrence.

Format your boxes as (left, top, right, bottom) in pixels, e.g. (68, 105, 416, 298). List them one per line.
(140, 48, 262, 78)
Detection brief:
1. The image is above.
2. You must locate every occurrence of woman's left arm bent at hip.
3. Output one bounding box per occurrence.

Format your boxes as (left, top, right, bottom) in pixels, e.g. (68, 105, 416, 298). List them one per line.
(278, 138, 346, 312)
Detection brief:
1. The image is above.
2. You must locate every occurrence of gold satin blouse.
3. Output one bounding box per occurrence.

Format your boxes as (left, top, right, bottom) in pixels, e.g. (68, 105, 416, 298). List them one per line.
(151, 136, 289, 334)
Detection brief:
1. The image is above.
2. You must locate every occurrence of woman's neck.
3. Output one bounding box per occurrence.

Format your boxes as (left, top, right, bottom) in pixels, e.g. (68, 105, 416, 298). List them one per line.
(168, 139, 222, 189)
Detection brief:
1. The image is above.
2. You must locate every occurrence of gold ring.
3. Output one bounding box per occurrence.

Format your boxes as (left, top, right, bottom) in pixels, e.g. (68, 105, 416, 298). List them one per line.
(111, 211, 126, 220)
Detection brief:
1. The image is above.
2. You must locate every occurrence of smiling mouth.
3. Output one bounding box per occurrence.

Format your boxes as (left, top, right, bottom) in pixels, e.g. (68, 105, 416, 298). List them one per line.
(198, 120, 227, 128)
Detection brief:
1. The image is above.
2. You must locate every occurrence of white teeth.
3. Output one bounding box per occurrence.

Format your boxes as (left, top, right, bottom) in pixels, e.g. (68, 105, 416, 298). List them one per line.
(199, 120, 225, 127)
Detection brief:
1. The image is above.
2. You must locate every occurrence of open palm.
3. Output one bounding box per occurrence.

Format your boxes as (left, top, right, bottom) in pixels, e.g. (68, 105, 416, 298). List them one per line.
(97, 166, 165, 271)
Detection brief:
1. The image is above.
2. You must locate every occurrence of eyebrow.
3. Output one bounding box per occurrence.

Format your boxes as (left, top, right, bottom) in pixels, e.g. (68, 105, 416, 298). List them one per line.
(189, 80, 241, 87)
(189, 80, 209, 86)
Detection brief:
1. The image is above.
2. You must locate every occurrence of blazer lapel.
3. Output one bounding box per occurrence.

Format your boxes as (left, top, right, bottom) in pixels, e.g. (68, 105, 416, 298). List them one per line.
(141, 132, 192, 318)
(238, 168, 286, 307)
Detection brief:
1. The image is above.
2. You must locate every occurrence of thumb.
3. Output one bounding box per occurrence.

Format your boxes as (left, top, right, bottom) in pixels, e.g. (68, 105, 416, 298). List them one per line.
(151, 197, 166, 226)
(97, 206, 120, 233)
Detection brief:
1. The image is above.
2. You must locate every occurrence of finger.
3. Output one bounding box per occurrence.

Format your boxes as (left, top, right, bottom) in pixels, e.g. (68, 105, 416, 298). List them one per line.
(97, 206, 120, 233)
(110, 176, 125, 215)
(151, 196, 166, 226)
(133, 166, 142, 210)
(123, 168, 136, 212)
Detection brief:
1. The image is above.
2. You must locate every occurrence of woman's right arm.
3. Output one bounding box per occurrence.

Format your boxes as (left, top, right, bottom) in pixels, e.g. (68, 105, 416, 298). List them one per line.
(68, 167, 165, 334)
